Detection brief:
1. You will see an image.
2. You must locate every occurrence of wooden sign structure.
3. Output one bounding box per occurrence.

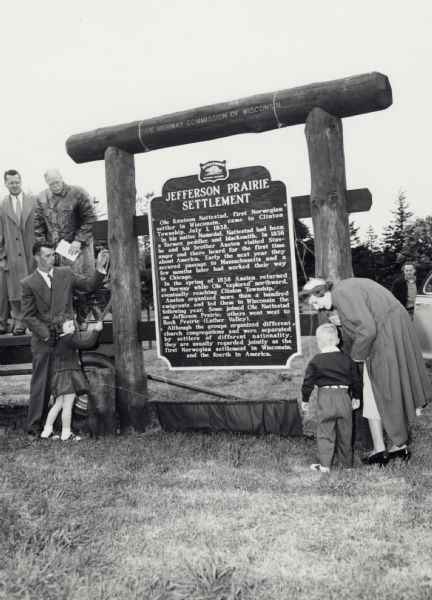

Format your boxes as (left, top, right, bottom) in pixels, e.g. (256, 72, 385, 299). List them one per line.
(66, 72, 392, 432)
(150, 164, 301, 369)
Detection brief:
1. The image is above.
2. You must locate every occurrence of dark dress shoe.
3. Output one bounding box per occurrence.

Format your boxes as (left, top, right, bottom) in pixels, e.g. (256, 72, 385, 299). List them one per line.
(13, 329, 26, 336)
(388, 447, 411, 463)
(0, 329, 7, 335)
(361, 450, 390, 466)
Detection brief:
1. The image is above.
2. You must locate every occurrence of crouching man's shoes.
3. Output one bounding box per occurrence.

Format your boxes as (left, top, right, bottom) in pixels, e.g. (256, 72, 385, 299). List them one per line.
(361, 450, 390, 466)
(388, 447, 411, 463)
(13, 329, 26, 336)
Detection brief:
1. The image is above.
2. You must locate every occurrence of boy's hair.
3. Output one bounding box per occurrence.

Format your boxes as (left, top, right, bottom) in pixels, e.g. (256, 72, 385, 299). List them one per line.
(48, 313, 75, 346)
(316, 323, 339, 348)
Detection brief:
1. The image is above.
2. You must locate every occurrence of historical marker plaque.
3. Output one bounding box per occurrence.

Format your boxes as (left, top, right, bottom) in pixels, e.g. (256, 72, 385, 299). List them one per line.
(149, 163, 301, 369)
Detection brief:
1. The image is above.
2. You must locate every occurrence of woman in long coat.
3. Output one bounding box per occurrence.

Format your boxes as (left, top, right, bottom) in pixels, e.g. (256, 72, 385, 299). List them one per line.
(300, 277, 432, 465)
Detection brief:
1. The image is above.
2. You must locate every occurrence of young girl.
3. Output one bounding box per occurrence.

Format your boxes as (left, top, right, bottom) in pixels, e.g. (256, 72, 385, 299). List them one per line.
(40, 314, 103, 441)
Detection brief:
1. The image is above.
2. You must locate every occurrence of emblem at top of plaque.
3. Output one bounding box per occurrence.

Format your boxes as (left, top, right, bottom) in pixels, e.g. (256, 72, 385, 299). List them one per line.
(198, 160, 229, 184)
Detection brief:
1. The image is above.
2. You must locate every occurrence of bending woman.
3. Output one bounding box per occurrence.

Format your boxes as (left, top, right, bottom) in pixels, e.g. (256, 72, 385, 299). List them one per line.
(300, 277, 431, 465)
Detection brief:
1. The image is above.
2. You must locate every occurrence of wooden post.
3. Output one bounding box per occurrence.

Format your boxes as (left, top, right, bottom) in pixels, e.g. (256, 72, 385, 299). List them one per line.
(305, 107, 353, 282)
(86, 367, 118, 437)
(104, 146, 149, 432)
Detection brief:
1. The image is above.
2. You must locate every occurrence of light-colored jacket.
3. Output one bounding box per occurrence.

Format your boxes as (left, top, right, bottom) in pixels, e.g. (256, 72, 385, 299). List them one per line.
(0, 193, 36, 300)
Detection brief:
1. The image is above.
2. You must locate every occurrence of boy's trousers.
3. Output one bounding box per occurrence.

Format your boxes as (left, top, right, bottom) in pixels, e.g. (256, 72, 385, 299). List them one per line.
(316, 388, 353, 468)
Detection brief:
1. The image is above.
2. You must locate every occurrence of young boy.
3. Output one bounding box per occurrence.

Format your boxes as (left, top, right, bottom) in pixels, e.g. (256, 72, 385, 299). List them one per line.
(301, 323, 362, 473)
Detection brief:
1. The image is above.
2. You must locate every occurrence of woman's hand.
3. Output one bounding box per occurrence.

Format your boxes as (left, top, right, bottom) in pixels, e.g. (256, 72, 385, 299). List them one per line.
(329, 313, 341, 327)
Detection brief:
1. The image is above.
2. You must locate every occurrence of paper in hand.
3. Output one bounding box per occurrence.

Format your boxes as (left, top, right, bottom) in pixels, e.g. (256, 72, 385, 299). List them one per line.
(55, 240, 79, 262)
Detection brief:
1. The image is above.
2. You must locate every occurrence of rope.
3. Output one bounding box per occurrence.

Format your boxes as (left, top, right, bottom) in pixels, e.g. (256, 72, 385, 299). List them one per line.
(137, 121, 151, 153)
(293, 219, 316, 351)
(272, 90, 285, 129)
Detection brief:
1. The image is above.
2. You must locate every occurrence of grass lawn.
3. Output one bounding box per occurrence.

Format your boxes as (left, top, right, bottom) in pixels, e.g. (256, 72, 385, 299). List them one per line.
(1, 342, 432, 599)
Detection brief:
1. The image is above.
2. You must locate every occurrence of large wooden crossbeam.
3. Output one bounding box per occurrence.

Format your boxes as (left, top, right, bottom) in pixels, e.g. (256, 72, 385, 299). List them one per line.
(66, 73, 392, 163)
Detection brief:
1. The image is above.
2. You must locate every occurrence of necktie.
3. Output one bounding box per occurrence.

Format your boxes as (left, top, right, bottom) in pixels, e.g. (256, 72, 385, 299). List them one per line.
(14, 197, 22, 224)
(47, 273, 53, 290)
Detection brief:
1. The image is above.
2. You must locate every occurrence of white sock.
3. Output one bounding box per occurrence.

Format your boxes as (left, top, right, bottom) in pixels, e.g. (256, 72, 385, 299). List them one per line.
(40, 425, 54, 438)
(61, 428, 71, 440)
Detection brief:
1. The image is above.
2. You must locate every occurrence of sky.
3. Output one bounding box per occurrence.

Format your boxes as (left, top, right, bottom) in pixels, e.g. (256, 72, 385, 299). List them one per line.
(1, 0, 431, 239)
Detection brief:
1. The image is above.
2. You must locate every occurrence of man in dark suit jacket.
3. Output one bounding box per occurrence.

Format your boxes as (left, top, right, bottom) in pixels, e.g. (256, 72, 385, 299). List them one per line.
(391, 262, 417, 319)
(21, 242, 109, 435)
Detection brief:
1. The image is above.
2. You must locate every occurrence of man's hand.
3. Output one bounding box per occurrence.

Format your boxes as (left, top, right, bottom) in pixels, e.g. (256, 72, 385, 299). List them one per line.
(70, 240, 82, 256)
(352, 398, 360, 410)
(94, 321, 103, 331)
(96, 249, 110, 272)
(0, 258, 8, 272)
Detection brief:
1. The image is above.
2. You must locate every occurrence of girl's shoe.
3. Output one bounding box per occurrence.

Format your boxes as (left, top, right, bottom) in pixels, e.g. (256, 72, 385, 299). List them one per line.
(310, 463, 330, 473)
(40, 430, 59, 439)
(61, 432, 82, 441)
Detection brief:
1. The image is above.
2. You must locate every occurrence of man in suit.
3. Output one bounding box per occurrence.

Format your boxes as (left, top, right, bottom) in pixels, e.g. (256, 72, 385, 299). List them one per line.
(0, 170, 36, 335)
(21, 242, 109, 436)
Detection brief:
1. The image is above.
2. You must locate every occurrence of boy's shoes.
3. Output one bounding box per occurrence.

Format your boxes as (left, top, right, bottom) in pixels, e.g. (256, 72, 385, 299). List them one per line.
(387, 447, 411, 463)
(61, 432, 81, 441)
(361, 450, 389, 466)
(40, 429, 59, 439)
(310, 463, 330, 473)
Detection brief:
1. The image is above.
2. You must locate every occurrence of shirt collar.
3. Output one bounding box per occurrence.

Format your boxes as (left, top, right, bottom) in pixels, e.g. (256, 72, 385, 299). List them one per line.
(37, 268, 54, 279)
(320, 345, 340, 354)
(10, 192, 23, 203)
(53, 183, 68, 198)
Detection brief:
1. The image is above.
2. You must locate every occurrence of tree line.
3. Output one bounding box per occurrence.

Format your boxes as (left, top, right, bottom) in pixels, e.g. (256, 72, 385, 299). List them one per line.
(295, 190, 432, 289)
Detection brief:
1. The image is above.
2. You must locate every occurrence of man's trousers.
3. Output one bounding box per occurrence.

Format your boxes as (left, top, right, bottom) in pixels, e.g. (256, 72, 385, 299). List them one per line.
(26, 352, 53, 434)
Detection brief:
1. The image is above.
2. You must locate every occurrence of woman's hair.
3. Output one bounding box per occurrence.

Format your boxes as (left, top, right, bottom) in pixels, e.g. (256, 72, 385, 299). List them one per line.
(48, 313, 75, 346)
(300, 278, 333, 298)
